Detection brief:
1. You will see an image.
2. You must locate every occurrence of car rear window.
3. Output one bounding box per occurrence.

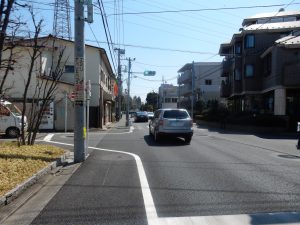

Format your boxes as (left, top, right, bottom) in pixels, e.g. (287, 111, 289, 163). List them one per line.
(163, 110, 189, 119)
(137, 111, 147, 116)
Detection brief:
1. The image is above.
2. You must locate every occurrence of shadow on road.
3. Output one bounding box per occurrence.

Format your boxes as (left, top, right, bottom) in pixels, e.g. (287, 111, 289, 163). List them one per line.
(197, 124, 298, 140)
(143, 135, 188, 147)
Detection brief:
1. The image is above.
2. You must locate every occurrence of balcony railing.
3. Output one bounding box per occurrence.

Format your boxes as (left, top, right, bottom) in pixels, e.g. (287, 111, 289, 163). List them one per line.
(221, 58, 233, 77)
(220, 81, 231, 98)
(178, 70, 192, 84)
(179, 84, 192, 96)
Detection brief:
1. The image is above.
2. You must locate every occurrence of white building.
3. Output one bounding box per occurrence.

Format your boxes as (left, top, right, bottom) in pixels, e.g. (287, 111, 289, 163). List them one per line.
(178, 62, 224, 109)
(158, 83, 178, 109)
(0, 35, 116, 130)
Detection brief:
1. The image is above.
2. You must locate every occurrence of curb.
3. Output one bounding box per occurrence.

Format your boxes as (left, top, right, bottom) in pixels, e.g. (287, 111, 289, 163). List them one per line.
(0, 150, 70, 207)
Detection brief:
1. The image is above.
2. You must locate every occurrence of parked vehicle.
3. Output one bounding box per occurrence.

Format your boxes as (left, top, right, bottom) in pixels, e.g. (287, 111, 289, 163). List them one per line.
(0, 100, 27, 138)
(129, 111, 136, 118)
(149, 108, 193, 144)
(134, 111, 148, 122)
(147, 112, 154, 120)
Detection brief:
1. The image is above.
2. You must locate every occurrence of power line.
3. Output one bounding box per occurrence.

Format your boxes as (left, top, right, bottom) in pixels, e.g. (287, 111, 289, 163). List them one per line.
(133, 75, 178, 82)
(97, 0, 118, 74)
(85, 38, 217, 54)
(135, 61, 178, 68)
(107, 3, 300, 16)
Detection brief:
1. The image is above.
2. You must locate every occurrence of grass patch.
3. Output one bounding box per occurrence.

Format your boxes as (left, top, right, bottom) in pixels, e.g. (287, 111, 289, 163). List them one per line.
(0, 142, 64, 197)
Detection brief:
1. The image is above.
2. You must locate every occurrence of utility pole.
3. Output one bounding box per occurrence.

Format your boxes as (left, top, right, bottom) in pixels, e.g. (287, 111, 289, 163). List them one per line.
(74, 0, 93, 163)
(64, 92, 67, 132)
(126, 57, 135, 126)
(191, 61, 195, 120)
(114, 48, 125, 121)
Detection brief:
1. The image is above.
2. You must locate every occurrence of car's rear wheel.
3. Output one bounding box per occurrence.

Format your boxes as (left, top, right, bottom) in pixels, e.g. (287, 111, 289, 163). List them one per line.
(154, 130, 160, 142)
(6, 127, 20, 138)
(149, 126, 153, 136)
(184, 136, 192, 144)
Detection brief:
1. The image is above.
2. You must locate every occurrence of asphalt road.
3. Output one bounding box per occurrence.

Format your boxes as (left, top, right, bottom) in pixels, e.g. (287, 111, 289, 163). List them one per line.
(2, 119, 300, 225)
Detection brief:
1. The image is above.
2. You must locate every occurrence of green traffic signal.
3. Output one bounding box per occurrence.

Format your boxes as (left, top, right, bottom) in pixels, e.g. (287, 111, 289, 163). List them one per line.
(144, 70, 156, 76)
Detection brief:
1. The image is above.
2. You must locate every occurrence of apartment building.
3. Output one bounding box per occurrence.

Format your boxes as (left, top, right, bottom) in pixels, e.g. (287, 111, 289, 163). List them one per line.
(177, 62, 223, 110)
(219, 10, 300, 127)
(0, 35, 116, 130)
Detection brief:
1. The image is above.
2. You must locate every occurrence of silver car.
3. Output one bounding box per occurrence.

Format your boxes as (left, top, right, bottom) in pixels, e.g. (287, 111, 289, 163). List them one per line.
(149, 108, 193, 144)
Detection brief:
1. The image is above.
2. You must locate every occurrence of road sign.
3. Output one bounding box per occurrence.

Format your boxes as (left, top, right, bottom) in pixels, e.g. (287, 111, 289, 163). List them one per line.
(144, 70, 156, 76)
(69, 92, 76, 101)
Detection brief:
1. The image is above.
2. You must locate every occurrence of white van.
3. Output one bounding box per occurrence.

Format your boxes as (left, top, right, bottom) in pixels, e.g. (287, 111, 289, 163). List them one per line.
(0, 100, 27, 138)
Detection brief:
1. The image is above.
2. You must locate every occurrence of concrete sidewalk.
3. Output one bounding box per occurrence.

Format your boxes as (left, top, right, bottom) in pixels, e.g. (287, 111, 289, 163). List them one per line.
(89, 116, 131, 133)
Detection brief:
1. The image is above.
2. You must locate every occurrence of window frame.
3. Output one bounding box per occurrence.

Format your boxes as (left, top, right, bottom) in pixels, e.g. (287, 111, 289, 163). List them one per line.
(234, 68, 241, 81)
(245, 64, 254, 78)
(64, 65, 75, 73)
(244, 34, 255, 49)
(205, 79, 212, 85)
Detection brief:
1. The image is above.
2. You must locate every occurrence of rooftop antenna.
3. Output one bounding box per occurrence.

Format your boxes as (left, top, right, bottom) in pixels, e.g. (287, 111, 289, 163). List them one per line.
(53, 0, 72, 40)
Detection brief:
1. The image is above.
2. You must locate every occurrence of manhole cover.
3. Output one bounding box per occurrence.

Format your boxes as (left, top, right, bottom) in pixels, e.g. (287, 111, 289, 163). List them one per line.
(278, 154, 300, 159)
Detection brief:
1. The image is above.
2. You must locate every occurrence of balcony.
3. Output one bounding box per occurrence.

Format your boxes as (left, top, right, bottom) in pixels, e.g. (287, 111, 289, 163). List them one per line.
(179, 84, 192, 96)
(100, 81, 114, 101)
(220, 81, 231, 98)
(178, 70, 192, 84)
(221, 58, 233, 77)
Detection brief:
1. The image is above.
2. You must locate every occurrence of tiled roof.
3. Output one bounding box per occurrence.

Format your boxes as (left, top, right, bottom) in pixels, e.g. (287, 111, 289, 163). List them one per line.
(276, 35, 300, 47)
(243, 20, 300, 32)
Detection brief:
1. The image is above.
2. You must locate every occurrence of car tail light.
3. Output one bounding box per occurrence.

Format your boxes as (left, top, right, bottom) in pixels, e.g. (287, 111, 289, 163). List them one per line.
(159, 119, 164, 126)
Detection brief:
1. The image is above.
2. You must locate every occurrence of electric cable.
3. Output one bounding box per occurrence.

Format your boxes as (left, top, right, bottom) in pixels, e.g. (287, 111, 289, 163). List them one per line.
(107, 3, 300, 16)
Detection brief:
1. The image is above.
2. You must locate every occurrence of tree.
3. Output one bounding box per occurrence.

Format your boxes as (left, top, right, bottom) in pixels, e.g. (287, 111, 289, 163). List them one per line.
(0, 1, 26, 96)
(0, 0, 16, 68)
(19, 9, 44, 145)
(26, 39, 68, 145)
(19, 8, 68, 145)
(146, 91, 158, 111)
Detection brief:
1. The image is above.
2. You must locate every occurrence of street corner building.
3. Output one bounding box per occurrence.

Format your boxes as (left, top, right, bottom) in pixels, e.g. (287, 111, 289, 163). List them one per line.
(0, 35, 117, 131)
(219, 10, 300, 130)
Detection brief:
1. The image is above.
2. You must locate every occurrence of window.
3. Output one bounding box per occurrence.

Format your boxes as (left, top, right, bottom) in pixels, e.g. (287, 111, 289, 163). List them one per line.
(234, 69, 241, 80)
(245, 34, 255, 48)
(205, 79, 212, 85)
(245, 64, 254, 77)
(172, 98, 177, 103)
(65, 65, 75, 73)
(165, 98, 171, 103)
(263, 53, 272, 76)
(163, 110, 189, 119)
(235, 42, 241, 54)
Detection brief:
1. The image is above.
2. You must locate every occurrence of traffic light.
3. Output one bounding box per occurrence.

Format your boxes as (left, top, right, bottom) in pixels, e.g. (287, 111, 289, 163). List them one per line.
(144, 70, 156, 76)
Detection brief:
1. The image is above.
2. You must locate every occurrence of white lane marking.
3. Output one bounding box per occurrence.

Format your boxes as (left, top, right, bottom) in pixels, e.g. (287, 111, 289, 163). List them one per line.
(42, 138, 159, 224)
(43, 135, 300, 225)
(88, 146, 159, 224)
(51, 126, 135, 136)
(43, 134, 54, 141)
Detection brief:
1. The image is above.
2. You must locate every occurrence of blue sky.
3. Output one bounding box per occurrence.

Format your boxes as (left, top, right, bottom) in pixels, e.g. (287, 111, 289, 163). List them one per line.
(18, 0, 299, 102)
